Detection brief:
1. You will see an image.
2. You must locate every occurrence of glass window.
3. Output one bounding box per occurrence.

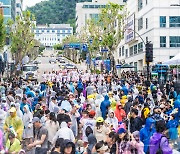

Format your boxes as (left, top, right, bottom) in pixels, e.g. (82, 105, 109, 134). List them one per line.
(62, 30, 65, 33)
(146, 18, 148, 29)
(160, 16, 166, 27)
(169, 16, 180, 27)
(138, 0, 143, 11)
(52, 30, 55, 33)
(138, 17, 143, 30)
(16, 3, 20, 7)
(126, 49, 128, 57)
(160, 36, 166, 47)
(57, 30, 60, 33)
(119, 48, 121, 57)
(47, 30, 49, 33)
(134, 45, 138, 54)
(1, 0, 11, 5)
(170, 36, 180, 47)
(42, 30, 44, 32)
(138, 42, 143, 53)
(130, 46, 133, 56)
(122, 46, 124, 56)
(3, 8, 11, 15)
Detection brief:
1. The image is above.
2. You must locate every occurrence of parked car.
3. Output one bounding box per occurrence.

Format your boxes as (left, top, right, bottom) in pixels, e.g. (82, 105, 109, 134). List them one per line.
(64, 64, 77, 69)
(49, 58, 57, 64)
(33, 60, 41, 65)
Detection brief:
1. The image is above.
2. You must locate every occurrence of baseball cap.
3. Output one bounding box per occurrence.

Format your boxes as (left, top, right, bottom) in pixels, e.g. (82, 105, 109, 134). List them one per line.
(32, 117, 40, 123)
(88, 110, 96, 117)
(118, 128, 126, 134)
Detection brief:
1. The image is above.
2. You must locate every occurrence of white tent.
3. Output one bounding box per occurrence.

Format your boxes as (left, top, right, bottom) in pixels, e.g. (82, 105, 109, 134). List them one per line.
(163, 52, 180, 65)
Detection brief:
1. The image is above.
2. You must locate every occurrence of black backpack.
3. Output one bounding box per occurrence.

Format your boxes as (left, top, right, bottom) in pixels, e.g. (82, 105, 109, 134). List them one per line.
(85, 126, 93, 137)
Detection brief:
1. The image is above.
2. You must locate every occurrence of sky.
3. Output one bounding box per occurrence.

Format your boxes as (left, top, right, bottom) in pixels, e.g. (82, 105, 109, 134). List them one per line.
(23, 0, 47, 9)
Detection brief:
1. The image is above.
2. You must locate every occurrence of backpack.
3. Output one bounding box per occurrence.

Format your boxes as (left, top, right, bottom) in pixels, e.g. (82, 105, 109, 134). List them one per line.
(85, 126, 93, 137)
(156, 136, 165, 154)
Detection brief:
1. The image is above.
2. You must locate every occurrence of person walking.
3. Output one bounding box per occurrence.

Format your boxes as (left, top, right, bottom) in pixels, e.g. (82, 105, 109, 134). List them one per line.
(149, 120, 172, 154)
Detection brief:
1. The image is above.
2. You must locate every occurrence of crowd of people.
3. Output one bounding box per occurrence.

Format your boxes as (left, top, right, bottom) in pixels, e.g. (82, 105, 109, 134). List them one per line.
(0, 68, 180, 154)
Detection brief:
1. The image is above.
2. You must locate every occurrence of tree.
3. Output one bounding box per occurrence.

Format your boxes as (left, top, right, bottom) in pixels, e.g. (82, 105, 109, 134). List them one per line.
(53, 44, 63, 50)
(99, 2, 127, 55)
(0, 14, 6, 52)
(7, 11, 36, 67)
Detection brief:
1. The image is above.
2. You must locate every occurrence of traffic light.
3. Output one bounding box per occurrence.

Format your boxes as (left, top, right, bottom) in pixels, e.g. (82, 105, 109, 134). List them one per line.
(146, 42, 153, 62)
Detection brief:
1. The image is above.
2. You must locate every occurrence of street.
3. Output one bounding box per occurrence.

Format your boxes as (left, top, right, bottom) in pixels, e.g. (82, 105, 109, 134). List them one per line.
(36, 50, 87, 82)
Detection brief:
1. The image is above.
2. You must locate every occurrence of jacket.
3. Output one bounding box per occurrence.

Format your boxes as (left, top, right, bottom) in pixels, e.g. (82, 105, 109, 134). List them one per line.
(114, 102, 126, 122)
(140, 117, 155, 153)
(6, 138, 21, 153)
(52, 122, 75, 144)
(106, 109, 118, 130)
(100, 95, 110, 119)
(149, 133, 172, 154)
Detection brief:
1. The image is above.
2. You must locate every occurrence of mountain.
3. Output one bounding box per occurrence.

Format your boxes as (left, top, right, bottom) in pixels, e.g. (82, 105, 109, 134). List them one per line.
(27, 0, 92, 28)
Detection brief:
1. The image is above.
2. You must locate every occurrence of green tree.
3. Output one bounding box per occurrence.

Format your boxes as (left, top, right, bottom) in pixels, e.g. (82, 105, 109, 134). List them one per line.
(53, 44, 63, 50)
(7, 11, 35, 66)
(0, 14, 6, 52)
(99, 2, 127, 54)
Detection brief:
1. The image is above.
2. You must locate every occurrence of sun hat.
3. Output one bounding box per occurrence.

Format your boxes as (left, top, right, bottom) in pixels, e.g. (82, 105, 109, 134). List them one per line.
(9, 107, 16, 113)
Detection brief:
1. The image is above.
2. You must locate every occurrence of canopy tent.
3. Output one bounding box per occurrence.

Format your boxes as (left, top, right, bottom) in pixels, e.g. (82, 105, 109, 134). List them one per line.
(163, 53, 180, 65)
(163, 52, 180, 82)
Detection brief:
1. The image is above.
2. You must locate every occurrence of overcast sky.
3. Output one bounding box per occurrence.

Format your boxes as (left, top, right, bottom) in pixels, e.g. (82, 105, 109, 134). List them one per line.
(23, 0, 47, 9)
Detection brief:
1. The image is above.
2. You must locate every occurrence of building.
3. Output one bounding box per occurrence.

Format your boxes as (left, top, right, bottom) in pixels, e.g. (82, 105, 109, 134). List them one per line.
(76, 0, 126, 34)
(0, 0, 16, 23)
(115, 0, 180, 72)
(34, 24, 73, 48)
(15, 0, 23, 18)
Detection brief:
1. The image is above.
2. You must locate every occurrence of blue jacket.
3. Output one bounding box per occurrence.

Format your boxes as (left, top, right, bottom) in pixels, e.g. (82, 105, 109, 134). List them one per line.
(20, 102, 32, 114)
(140, 117, 156, 153)
(121, 85, 128, 95)
(100, 95, 110, 119)
(174, 95, 180, 122)
(69, 82, 75, 94)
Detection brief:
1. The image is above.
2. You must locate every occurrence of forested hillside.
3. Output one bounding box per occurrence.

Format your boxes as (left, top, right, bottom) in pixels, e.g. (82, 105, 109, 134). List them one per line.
(28, 0, 92, 26)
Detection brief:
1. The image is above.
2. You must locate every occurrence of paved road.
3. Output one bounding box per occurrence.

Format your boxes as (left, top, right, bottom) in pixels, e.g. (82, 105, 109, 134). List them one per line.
(35, 50, 87, 82)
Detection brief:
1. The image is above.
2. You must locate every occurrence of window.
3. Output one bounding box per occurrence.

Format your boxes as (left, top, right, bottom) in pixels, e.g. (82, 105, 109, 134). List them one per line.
(146, 18, 148, 29)
(62, 30, 65, 33)
(170, 36, 180, 47)
(138, 42, 143, 52)
(169, 16, 180, 27)
(3, 8, 11, 15)
(42, 30, 44, 32)
(1, 0, 11, 5)
(134, 45, 138, 54)
(122, 46, 124, 56)
(160, 36, 166, 47)
(138, 0, 143, 11)
(138, 17, 143, 30)
(146, 0, 148, 5)
(119, 48, 121, 57)
(126, 49, 128, 57)
(47, 30, 49, 33)
(52, 30, 55, 33)
(16, 3, 21, 7)
(130, 46, 133, 56)
(57, 30, 60, 33)
(160, 16, 166, 27)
